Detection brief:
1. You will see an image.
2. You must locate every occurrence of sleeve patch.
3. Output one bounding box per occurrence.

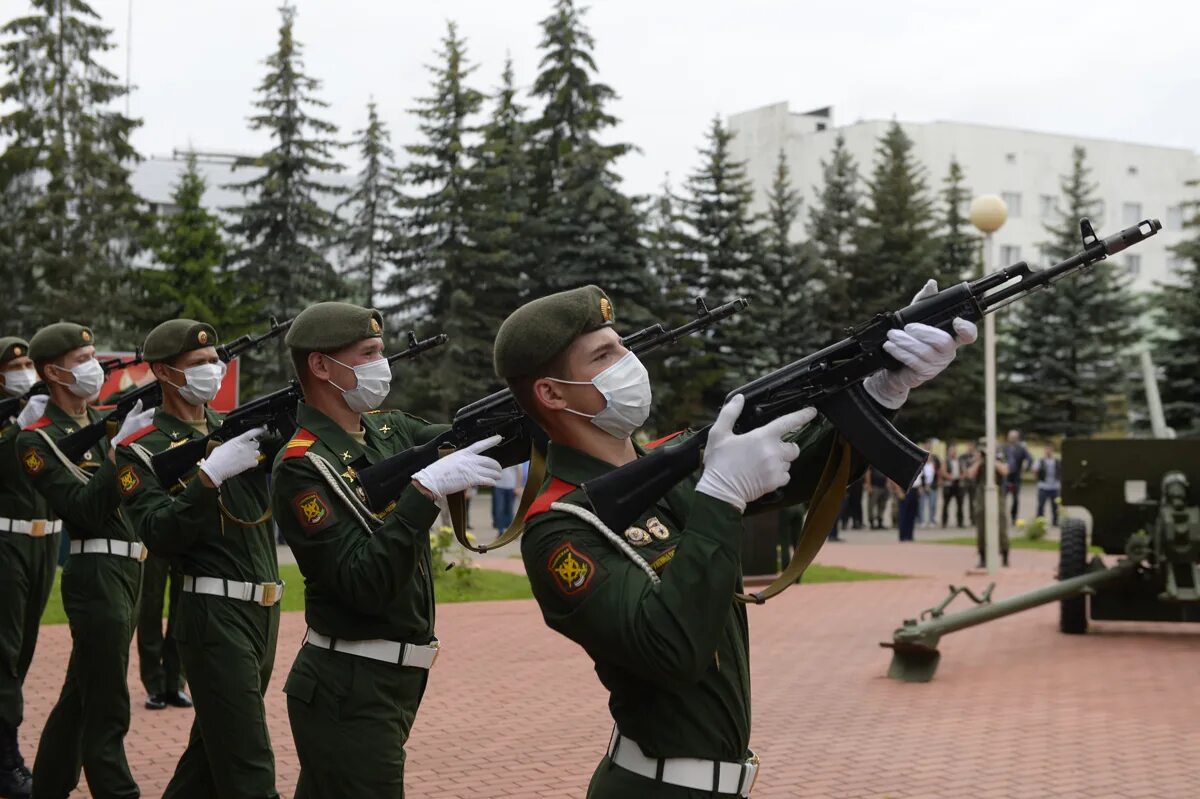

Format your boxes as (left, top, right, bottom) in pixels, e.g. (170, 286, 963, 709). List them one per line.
(649, 546, 677, 575)
(117, 464, 141, 496)
(21, 448, 44, 475)
(546, 542, 597, 597)
(292, 486, 335, 535)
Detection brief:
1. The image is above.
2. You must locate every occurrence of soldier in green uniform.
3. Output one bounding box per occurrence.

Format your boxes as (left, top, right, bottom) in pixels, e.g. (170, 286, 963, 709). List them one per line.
(494, 285, 975, 797)
(0, 338, 58, 799)
(271, 302, 503, 798)
(17, 323, 155, 799)
(114, 319, 282, 799)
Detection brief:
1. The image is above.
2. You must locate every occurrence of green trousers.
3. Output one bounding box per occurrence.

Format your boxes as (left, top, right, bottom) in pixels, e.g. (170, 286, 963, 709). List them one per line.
(587, 755, 750, 798)
(161, 595, 280, 799)
(0, 533, 58, 730)
(284, 644, 428, 798)
(33, 553, 141, 799)
(136, 552, 183, 697)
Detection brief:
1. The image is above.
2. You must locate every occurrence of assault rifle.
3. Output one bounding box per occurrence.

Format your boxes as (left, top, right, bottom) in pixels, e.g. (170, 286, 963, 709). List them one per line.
(98, 348, 144, 377)
(0, 349, 142, 421)
(356, 297, 750, 513)
(150, 331, 448, 485)
(580, 218, 1163, 534)
(55, 316, 295, 463)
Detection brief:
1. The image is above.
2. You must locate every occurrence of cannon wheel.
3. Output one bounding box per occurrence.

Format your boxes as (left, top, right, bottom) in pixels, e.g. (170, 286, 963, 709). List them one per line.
(1058, 518, 1089, 634)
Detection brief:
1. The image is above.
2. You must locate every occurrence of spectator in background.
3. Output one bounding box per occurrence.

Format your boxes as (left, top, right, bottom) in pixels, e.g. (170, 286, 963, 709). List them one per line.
(940, 443, 966, 527)
(1035, 446, 1061, 526)
(1003, 429, 1033, 524)
(892, 479, 920, 542)
(492, 463, 524, 534)
(840, 476, 865, 531)
(969, 437, 1010, 567)
(866, 466, 890, 529)
(919, 447, 940, 527)
(962, 440, 979, 526)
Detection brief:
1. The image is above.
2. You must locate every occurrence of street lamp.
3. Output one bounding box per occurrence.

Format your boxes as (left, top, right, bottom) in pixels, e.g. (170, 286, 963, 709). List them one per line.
(969, 195, 1008, 575)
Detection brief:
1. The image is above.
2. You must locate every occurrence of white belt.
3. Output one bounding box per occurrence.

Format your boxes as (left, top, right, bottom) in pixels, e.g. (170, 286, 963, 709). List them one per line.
(607, 728, 760, 797)
(181, 575, 285, 607)
(0, 517, 62, 537)
(303, 628, 440, 670)
(68, 539, 147, 561)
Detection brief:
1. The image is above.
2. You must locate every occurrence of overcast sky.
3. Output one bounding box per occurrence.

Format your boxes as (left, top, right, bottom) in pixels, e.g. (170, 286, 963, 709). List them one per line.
(65, 0, 1200, 197)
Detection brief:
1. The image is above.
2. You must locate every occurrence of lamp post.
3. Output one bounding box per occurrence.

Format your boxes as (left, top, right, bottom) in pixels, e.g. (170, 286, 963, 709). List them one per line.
(969, 195, 1008, 575)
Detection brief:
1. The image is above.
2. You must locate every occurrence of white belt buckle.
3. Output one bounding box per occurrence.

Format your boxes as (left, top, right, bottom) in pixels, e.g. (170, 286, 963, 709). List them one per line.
(428, 639, 440, 668)
(744, 752, 761, 796)
(258, 582, 280, 607)
(29, 520, 46, 538)
(136, 543, 148, 562)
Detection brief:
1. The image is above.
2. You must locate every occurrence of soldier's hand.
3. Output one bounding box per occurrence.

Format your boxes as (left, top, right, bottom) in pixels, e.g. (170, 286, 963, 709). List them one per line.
(695, 394, 817, 513)
(199, 426, 267, 488)
(112, 400, 156, 448)
(16, 394, 48, 429)
(412, 434, 503, 501)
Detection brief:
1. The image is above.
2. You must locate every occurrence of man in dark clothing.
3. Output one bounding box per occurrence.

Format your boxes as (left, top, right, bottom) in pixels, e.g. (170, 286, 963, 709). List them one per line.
(866, 466, 889, 529)
(1034, 446, 1061, 525)
(1003, 429, 1032, 524)
(939, 444, 967, 527)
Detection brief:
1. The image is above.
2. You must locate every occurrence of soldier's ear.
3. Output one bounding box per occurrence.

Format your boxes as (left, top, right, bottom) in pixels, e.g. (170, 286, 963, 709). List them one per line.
(531, 378, 568, 414)
(307, 352, 331, 382)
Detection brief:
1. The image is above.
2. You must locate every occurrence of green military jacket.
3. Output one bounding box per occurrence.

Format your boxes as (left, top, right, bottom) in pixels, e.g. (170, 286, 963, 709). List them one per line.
(520, 419, 842, 764)
(17, 402, 133, 543)
(114, 407, 280, 584)
(0, 416, 51, 525)
(270, 402, 447, 643)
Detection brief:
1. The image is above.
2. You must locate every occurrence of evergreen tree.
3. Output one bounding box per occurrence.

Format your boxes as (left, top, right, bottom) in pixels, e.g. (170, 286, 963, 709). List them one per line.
(1002, 146, 1138, 437)
(805, 133, 862, 343)
(338, 100, 402, 307)
(852, 121, 938, 320)
(137, 153, 259, 335)
(0, 0, 148, 338)
(224, 2, 346, 386)
(385, 21, 484, 418)
(673, 116, 766, 413)
(528, 0, 654, 327)
(761, 149, 820, 364)
(1155, 182, 1200, 436)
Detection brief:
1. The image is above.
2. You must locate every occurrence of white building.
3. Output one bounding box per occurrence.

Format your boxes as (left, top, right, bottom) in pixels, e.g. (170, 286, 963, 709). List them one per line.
(727, 103, 1200, 291)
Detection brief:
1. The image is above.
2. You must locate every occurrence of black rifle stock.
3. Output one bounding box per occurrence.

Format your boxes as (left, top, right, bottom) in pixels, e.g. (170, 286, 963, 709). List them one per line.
(582, 218, 1163, 534)
(56, 381, 164, 462)
(356, 297, 750, 513)
(150, 331, 447, 485)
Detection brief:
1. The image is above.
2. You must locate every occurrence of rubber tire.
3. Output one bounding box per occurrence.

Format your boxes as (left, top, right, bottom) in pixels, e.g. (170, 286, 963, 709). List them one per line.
(1059, 517, 1089, 635)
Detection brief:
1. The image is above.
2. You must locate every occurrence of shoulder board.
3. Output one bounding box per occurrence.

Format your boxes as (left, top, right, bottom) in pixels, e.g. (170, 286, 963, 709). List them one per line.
(524, 477, 579, 523)
(118, 423, 157, 447)
(22, 416, 52, 431)
(645, 430, 685, 450)
(283, 428, 319, 460)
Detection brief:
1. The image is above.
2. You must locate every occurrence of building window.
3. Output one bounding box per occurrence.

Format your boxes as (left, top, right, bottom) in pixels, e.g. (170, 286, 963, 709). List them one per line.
(1039, 194, 1058, 219)
(1126, 254, 1141, 278)
(1168, 255, 1189, 273)
(1005, 153, 1017, 164)
(1122, 202, 1142, 226)
(1038, 246, 1055, 265)
(1127, 165, 1138, 176)
(1001, 192, 1022, 218)
(1167, 204, 1187, 230)
(999, 245, 1021, 265)
(815, 122, 827, 131)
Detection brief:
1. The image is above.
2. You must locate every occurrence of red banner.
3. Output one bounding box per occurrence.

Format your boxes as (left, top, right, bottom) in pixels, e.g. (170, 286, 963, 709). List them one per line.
(97, 353, 240, 412)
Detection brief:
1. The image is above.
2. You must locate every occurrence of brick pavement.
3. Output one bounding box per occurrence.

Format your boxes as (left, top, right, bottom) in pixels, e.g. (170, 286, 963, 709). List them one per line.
(17, 541, 1199, 798)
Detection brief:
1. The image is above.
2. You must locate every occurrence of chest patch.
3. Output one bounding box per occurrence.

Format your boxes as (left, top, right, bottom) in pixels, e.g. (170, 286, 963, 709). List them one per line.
(292, 488, 335, 534)
(547, 542, 596, 596)
(117, 464, 140, 495)
(21, 448, 44, 475)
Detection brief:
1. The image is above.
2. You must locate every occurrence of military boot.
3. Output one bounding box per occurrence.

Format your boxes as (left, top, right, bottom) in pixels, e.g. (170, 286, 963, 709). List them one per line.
(0, 724, 32, 799)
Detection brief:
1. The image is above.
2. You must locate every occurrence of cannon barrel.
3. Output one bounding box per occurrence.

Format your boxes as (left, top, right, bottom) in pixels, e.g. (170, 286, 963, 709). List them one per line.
(881, 558, 1137, 683)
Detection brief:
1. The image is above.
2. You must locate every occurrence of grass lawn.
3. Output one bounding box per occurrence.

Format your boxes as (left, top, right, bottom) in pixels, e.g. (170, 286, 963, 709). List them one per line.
(799, 563, 906, 583)
(930, 535, 1103, 554)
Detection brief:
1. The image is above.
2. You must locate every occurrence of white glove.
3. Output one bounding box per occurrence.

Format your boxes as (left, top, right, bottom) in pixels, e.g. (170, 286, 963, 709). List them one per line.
(863, 279, 979, 410)
(113, 400, 156, 446)
(199, 426, 267, 487)
(16, 394, 48, 429)
(695, 395, 818, 513)
(413, 434, 504, 501)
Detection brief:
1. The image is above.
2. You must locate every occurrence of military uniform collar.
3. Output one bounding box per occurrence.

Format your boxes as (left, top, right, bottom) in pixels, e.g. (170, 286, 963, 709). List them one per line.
(45, 400, 99, 432)
(544, 440, 647, 488)
(360, 409, 397, 442)
(151, 407, 217, 442)
(295, 402, 375, 465)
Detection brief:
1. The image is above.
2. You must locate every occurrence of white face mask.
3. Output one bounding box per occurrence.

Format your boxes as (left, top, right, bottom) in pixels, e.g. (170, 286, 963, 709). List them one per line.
(166, 361, 227, 406)
(546, 351, 652, 440)
(51, 358, 105, 400)
(326, 355, 392, 413)
(1, 367, 37, 397)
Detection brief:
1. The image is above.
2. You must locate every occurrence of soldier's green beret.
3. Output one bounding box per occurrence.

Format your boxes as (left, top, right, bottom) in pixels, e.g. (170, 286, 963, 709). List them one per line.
(0, 337, 29, 366)
(29, 323, 94, 363)
(143, 319, 218, 363)
(494, 285, 614, 380)
(285, 302, 384, 353)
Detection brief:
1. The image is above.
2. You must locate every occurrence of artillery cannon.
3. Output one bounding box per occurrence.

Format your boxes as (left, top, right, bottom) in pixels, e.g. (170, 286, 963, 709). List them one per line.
(882, 439, 1200, 682)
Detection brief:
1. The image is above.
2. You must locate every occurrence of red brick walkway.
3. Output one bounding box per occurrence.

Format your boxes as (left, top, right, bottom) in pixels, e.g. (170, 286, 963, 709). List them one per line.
(18, 541, 1200, 798)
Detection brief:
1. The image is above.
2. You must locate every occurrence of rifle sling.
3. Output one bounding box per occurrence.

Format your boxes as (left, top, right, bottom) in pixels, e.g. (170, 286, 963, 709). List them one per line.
(448, 445, 544, 554)
(736, 436, 853, 604)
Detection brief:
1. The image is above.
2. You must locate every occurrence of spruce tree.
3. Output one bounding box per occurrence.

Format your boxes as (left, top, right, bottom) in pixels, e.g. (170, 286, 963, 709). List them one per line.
(852, 121, 938, 321)
(385, 21, 485, 418)
(528, 0, 654, 327)
(137, 153, 259, 335)
(1155, 183, 1200, 436)
(762, 149, 820, 364)
(0, 0, 148, 338)
(1003, 146, 1138, 437)
(674, 116, 765, 412)
(224, 2, 346, 386)
(805, 133, 862, 343)
(338, 100, 402, 307)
